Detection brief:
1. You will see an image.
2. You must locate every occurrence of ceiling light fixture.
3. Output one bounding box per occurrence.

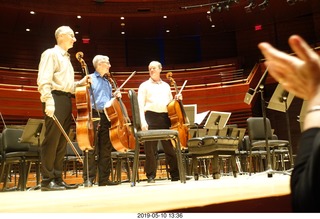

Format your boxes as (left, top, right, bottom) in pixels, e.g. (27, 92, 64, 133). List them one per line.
(244, 0, 256, 13)
(287, 0, 297, 5)
(258, 0, 269, 10)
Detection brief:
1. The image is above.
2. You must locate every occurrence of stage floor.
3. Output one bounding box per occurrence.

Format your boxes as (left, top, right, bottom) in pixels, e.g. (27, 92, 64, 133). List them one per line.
(0, 173, 291, 213)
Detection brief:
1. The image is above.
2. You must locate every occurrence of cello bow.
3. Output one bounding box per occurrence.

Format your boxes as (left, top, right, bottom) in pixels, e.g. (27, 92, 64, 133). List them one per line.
(52, 115, 83, 164)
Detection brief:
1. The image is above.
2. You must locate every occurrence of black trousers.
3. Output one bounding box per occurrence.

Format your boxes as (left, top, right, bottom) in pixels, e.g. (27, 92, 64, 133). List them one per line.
(83, 111, 113, 185)
(144, 111, 179, 179)
(40, 92, 72, 184)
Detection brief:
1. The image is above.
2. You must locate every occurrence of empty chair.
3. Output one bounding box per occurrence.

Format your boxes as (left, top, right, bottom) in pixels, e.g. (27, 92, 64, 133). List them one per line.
(246, 117, 292, 175)
(0, 128, 40, 191)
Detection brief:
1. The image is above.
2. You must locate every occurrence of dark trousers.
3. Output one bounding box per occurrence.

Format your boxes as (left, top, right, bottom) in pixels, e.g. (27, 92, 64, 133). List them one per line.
(144, 111, 179, 179)
(83, 111, 113, 185)
(40, 93, 72, 184)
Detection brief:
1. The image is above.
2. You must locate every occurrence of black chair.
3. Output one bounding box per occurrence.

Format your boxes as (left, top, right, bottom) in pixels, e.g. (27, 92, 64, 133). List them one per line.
(0, 128, 40, 191)
(127, 89, 186, 187)
(246, 117, 291, 175)
(111, 150, 135, 183)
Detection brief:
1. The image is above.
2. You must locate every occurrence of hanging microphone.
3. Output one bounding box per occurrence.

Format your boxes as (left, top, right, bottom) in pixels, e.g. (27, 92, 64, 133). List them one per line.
(76, 51, 84, 61)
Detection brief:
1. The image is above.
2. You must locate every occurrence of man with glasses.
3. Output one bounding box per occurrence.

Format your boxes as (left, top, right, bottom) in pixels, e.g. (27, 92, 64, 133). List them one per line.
(82, 55, 121, 187)
(37, 26, 89, 191)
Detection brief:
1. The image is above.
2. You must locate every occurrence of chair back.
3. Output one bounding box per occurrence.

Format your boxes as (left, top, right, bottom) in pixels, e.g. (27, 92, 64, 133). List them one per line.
(128, 89, 142, 133)
(66, 142, 83, 156)
(247, 117, 273, 141)
(1, 128, 30, 153)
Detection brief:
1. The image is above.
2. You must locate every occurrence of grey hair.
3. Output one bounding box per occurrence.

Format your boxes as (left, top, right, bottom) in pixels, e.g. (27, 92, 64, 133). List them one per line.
(55, 26, 74, 40)
(149, 61, 162, 69)
(92, 55, 110, 69)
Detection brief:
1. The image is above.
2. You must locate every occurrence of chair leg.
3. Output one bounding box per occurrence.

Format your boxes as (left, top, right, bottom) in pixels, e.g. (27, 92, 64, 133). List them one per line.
(192, 156, 199, 180)
(174, 138, 186, 183)
(1, 163, 10, 191)
(130, 143, 140, 187)
(211, 154, 221, 179)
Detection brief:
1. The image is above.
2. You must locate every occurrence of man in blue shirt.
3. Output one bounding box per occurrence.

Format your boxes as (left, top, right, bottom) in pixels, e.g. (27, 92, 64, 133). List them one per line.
(83, 55, 120, 186)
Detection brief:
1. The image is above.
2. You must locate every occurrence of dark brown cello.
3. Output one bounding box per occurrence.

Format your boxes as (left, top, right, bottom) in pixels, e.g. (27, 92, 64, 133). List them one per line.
(74, 52, 95, 151)
(166, 72, 190, 149)
(104, 71, 136, 152)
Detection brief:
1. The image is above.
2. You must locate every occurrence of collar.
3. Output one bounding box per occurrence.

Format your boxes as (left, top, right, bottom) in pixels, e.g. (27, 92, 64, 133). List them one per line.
(54, 45, 70, 57)
(94, 71, 104, 78)
(149, 77, 162, 84)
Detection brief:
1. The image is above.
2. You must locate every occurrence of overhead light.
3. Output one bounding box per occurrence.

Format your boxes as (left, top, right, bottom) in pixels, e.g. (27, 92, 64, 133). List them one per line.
(258, 0, 269, 10)
(287, 0, 297, 5)
(244, 0, 256, 13)
(216, 4, 222, 13)
(210, 5, 216, 13)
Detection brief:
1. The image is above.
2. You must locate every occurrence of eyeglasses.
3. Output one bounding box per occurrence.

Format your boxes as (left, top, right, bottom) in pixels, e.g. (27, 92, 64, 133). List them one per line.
(101, 61, 110, 65)
(62, 32, 76, 39)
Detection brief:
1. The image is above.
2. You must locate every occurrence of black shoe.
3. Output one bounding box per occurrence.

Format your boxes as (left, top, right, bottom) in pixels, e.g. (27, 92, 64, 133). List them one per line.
(55, 179, 79, 190)
(41, 180, 66, 191)
(171, 176, 193, 181)
(147, 178, 155, 183)
(99, 180, 120, 186)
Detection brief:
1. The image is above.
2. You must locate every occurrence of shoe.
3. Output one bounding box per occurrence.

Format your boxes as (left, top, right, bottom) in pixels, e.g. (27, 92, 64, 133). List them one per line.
(147, 178, 155, 183)
(171, 176, 193, 182)
(55, 179, 79, 190)
(41, 180, 66, 191)
(99, 180, 120, 186)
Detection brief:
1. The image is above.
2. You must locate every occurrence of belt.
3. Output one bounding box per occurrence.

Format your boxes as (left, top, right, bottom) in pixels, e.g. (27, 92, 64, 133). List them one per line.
(52, 90, 74, 98)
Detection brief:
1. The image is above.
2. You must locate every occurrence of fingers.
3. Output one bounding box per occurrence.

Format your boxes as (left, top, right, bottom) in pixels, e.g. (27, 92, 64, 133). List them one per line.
(288, 35, 315, 62)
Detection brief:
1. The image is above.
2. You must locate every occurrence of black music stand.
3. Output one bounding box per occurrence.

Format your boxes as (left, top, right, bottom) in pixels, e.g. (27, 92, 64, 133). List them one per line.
(20, 118, 45, 191)
(267, 83, 295, 169)
(204, 111, 231, 135)
(20, 118, 45, 146)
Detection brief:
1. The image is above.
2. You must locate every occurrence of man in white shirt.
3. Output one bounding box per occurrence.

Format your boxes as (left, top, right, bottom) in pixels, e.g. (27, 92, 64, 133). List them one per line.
(138, 61, 182, 183)
(37, 26, 89, 191)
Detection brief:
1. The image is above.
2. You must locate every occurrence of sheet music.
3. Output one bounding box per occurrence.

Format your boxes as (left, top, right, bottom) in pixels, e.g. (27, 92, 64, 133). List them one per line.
(195, 110, 210, 125)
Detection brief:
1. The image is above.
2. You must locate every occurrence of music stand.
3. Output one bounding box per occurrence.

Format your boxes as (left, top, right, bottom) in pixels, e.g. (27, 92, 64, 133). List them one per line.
(20, 118, 45, 191)
(20, 118, 45, 146)
(230, 128, 246, 140)
(267, 83, 294, 112)
(267, 83, 295, 169)
(184, 104, 197, 127)
(204, 111, 231, 135)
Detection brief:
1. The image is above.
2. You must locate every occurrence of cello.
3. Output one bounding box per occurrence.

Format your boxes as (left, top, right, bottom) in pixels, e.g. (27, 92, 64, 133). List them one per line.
(166, 72, 190, 149)
(104, 71, 136, 152)
(74, 52, 95, 152)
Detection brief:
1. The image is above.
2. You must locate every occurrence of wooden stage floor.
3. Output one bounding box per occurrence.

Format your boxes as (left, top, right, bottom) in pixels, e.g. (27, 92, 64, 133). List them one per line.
(0, 173, 292, 214)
